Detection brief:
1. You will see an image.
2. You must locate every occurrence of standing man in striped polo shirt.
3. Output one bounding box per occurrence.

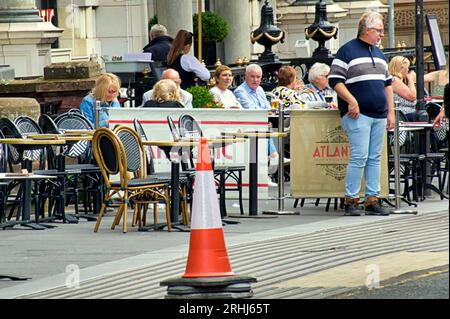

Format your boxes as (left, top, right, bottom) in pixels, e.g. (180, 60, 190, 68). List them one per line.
(328, 11, 394, 216)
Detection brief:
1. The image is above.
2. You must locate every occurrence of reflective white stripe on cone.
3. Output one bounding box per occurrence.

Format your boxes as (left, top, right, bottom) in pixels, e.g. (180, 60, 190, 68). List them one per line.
(183, 138, 234, 278)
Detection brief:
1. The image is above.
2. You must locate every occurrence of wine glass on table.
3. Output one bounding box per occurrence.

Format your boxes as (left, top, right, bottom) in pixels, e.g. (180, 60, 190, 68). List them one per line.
(324, 89, 336, 109)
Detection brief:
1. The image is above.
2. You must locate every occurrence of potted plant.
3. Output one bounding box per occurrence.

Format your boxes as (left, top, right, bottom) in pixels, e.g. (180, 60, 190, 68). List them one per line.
(186, 86, 223, 109)
(148, 15, 158, 32)
(193, 11, 229, 66)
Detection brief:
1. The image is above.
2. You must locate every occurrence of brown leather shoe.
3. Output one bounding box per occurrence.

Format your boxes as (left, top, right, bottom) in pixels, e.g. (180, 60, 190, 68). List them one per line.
(344, 197, 364, 216)
(365, 196, 389, 216)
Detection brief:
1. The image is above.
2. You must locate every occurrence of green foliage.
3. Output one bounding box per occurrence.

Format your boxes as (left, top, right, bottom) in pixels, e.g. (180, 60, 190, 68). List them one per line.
(148, 15, 158, 32)
(193, 11, 229, 43)
(186, 86, 222, 108)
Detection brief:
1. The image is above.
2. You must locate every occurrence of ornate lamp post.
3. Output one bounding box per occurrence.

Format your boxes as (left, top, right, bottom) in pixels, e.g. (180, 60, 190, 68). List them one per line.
(304, 0, 338, 58)
(250, 0, 285, 63)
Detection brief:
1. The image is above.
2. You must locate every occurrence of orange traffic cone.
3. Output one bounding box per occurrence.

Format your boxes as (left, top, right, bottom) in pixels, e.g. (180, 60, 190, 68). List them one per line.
(183, 137, 235, 278)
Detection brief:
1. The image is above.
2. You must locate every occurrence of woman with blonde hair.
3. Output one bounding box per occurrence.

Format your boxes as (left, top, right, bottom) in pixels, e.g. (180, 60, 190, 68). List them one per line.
(209, 65, 241, 109)
(143, 79, 184, 108)
(80, 72, 121, 127)
(166, 29, 210, 90)
(388, 56, 416, 120)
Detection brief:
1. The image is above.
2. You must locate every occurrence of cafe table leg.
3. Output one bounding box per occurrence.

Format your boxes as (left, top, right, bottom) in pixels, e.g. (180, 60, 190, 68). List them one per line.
(170, 159, 180, 223)
(21, 160, 32, 222)
(169, 149, 189, 231)
(12, 160, 46, 230)
(249, 136, 258, 216)
(138, 147, 189, 232)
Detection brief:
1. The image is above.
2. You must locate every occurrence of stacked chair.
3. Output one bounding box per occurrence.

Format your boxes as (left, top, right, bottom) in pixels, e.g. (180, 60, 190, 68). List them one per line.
(0, 131, 12, 225)
(133, 118, 192, 221)
(426, 102, 449, 198)
(176, 114, 245, 217)
(52, 111, 102, 217)
(0, 117, 53, 223)
(387, 111, 425, 203)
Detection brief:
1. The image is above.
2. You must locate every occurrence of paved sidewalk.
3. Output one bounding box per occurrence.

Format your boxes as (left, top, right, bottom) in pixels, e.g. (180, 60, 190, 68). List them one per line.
(0, 187, 448, 299)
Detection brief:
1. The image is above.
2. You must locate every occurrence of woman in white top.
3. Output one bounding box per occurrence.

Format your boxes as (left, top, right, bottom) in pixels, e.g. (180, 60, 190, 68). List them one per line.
(209, 65, 242, 109)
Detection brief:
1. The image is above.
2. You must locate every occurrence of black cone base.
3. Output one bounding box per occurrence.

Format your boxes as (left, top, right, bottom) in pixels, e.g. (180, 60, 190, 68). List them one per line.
(160, 275, 257, 299)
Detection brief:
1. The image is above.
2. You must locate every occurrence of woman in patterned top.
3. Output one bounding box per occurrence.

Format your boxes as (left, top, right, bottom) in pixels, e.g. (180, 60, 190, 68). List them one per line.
(271, 65, 305, 109)
(388, 56, 417, 121)
(425, 55, 449, 97)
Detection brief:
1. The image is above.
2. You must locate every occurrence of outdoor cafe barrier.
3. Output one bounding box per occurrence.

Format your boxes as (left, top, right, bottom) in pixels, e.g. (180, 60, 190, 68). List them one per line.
(109, 108, 271, 200)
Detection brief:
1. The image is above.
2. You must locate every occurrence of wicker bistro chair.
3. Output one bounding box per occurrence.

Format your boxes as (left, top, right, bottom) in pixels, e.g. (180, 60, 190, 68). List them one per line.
(92, 127, 172, 233)
(133, 119, 191, 225)
(114, 125, 189, 227)
(177, 114, 245, 216)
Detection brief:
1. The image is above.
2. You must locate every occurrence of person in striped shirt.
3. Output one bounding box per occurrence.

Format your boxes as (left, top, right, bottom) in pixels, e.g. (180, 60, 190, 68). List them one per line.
(328, 11, 394, 217)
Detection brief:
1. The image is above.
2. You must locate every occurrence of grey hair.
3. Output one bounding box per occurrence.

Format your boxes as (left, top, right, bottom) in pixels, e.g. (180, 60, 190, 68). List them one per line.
(245, 64, 262, 75)
(150, 24, 168, 40)
(308, 62, 330, 83)
(357, 11, 383, 37)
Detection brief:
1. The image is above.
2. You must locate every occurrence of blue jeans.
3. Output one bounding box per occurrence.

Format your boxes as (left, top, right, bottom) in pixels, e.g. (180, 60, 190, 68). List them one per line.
(341, 114, 387, 199)
(268, 138, 276, 156)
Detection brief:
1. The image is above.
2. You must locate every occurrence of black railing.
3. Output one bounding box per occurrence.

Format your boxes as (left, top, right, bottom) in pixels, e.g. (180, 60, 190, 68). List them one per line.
(200, 44, 448, 91)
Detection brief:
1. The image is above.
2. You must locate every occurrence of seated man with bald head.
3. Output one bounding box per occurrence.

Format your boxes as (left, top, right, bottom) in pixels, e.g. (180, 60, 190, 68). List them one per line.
(141, 68, 193, 108)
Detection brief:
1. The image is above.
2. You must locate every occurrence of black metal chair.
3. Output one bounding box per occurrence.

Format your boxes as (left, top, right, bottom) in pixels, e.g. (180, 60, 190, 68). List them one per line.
(178, 114, 245, 216)
(0, 118, 24, 220)
(14, 116, 46, 169)
(0, 130, 12, 226)
(92, 127, 173, 232)
(0, 117, 52, 224)
(14, 115, 81, 222)
(53, 112, 103, 217)
(426, 102, 448, 198)
(133, 118, 192, 222)
(167, 115, 181, 141)
(388, 111, 426, 203)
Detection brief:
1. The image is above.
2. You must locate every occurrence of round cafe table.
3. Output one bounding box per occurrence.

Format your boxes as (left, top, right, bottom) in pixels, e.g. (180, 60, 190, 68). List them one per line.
(221, 131, 288, 216)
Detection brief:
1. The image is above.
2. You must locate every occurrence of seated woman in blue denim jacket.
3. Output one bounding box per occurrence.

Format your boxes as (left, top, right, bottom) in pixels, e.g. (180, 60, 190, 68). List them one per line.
(79, 73, 121, 128)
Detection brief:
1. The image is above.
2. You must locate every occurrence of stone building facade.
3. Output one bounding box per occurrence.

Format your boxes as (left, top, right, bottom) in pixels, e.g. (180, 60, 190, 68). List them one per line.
(1, 0, 448, 77)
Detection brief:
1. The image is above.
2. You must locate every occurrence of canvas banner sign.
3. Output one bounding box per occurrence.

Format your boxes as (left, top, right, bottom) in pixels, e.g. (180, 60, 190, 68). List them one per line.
(290, 110, 389, 198)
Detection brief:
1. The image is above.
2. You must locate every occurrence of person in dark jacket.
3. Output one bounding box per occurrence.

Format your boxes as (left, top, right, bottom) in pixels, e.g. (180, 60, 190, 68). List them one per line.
(143, 24, 173, 63)
(142, 79, 184, 108)
(166, 29, 210, 90)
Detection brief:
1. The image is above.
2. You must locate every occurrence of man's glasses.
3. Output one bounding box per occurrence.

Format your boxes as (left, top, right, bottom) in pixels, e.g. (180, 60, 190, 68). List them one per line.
(370, 28, 384, 34)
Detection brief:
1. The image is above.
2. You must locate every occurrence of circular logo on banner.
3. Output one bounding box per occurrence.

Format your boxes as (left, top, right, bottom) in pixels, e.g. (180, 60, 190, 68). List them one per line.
(311, 125, 349, 181)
